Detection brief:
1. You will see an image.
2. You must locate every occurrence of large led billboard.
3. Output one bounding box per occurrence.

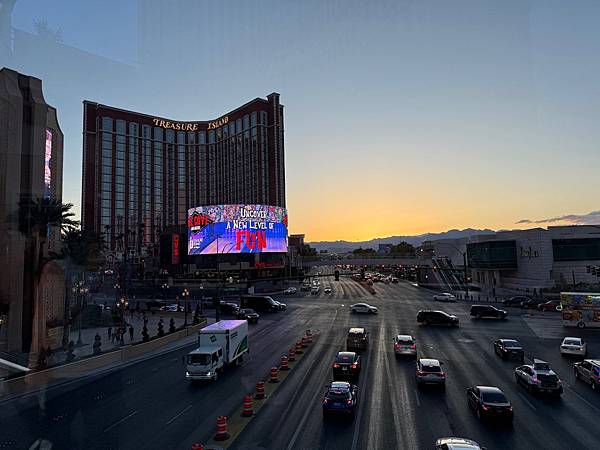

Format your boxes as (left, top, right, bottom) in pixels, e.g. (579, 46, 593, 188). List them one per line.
(188, 205, 288, 255)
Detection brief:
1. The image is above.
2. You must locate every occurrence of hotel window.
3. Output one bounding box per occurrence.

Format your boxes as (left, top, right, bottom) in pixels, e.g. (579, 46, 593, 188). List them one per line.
(243, 114, 250, 130)
(236, 118, 242, 134)
(129, 123, 138, 223)
(199, 131, 206, 144)
(208, 130, 215, 144)
(260, 111, 267, 125)
(251, 112, 257, 127)
(116, 119, 126, 135)
(102, 117, 113, 131)
(142, 125, 152, 244)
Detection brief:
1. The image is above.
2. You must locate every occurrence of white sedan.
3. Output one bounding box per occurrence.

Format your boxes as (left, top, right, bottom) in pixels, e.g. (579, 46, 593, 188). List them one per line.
(324, 287, 332, 294)
(350, 303, 378, 314)
(560, 337, 587, 357)
(433, 293, 457, 302)
(435, 437, 483, 450)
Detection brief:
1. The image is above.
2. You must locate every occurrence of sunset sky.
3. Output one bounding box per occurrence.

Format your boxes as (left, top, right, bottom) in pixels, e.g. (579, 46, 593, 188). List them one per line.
(8, 0, 600, 242)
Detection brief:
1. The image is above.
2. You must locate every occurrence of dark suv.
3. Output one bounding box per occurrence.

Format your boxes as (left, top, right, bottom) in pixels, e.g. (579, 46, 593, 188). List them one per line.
(417, 310, 459, 327)
(470, 305, 507, 320)
(332, 351, 361, 381)
(346, 328, 368, 351)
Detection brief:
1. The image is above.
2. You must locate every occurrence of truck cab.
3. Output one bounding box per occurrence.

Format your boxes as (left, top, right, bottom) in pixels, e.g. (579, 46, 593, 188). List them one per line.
(186, 347, 223, 381)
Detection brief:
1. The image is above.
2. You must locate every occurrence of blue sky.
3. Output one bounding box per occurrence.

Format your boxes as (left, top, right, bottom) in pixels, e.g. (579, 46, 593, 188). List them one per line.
(7, 0, 600, 240)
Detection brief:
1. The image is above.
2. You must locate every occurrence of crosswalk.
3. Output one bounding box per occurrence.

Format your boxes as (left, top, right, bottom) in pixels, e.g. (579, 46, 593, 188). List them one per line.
(522, 316, 567, 339)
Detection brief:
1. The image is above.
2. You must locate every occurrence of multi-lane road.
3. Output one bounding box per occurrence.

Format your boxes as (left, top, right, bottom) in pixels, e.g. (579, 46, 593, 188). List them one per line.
(2, 272, 600, 449)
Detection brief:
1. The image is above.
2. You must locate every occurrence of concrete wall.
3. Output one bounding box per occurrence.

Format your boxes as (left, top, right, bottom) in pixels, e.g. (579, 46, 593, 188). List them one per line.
(1, 319, 206, 398)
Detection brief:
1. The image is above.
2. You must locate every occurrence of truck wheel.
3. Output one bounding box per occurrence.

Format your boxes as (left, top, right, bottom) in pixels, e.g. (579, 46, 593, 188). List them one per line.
(577, 321, 586, 329)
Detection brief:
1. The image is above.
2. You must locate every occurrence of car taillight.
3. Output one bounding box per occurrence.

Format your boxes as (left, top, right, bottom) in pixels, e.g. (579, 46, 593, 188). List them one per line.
(481, 404, 489, 411)
(347, 399, 352, 405)
(394, 344, 400, 349)
(508, 406, 513, 412)
(350, 363, 357, 369)
(333, 363, 340, 369)
(411, 344, 416, 349)
(417, 370, 425, 376)
(323, 398, 329, 404)
(440, 371, 445, 377)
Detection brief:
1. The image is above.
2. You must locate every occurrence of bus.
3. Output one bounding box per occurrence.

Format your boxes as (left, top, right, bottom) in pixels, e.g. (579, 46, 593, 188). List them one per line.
(560, 292, 600, 329)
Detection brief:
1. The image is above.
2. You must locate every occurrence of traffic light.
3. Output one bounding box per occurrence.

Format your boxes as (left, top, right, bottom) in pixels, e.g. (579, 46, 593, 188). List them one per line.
(334, 270, 340, 281)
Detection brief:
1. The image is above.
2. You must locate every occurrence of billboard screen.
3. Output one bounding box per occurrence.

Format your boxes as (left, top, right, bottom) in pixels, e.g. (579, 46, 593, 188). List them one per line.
(188, 205, 288, 255)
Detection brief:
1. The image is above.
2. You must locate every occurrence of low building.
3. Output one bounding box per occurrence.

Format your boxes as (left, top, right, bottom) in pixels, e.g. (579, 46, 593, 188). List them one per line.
(0, 68, 65, 359)
(430, 225, 600, 295)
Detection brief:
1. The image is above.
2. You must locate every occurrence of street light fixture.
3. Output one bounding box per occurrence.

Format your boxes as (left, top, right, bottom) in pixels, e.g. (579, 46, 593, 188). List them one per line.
(72, 281, 89, 346)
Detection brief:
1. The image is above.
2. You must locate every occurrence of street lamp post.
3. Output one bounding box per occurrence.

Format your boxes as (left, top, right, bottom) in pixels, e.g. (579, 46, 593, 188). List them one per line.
(72, 281, 89, 346)
(117, 296, 129, 345)
(182, 288, 189, 326)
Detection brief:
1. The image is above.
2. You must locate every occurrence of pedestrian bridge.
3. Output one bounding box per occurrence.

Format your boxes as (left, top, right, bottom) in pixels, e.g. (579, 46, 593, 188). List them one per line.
(301, 257, 431, 268)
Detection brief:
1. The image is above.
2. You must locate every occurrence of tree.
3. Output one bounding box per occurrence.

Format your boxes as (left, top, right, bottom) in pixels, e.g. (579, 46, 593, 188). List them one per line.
(60, 228, 105, 270)
(299, 244, 317, 256)
(352, 247, 376, 254)
(390, 242, 416, 256)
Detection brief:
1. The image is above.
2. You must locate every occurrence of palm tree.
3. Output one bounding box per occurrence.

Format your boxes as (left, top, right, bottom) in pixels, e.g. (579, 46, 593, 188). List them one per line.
(18, 197, 78, 355)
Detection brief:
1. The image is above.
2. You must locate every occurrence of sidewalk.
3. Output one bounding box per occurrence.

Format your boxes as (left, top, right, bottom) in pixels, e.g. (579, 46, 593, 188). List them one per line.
(44, 311, 194, 368)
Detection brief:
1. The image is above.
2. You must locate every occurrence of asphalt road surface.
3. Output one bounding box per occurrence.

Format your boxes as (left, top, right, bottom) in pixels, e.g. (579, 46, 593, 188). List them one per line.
(2, 273, 600, 450)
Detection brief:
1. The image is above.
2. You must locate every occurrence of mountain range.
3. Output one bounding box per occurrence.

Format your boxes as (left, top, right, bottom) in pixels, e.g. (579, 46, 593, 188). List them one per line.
(308, 228, 497, 253)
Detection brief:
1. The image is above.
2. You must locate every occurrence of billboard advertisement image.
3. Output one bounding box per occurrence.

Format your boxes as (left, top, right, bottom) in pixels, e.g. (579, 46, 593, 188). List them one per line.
(188, 205, 288, 255)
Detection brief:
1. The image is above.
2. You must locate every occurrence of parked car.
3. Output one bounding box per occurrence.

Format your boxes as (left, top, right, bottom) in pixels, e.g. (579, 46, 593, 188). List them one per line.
(515, 359, 563, 396)
(146, 300, 167, 311)
(435, 438, 484, 450)
(332, 351, 361, 381)
(502, 296, 531, 307)
(573, 359, 600, 391)
(537, 300, 560, 312)
(324, 287, 332, 294)
(160, 304, 179, 312)
(394, 334, 417, 358)
(470, 305, 507, 320)
(417, 310, 459, 327)
(560, 337, 587, 357)
(237, 308, 260, 323)
(322, 381, 358, 420)
(415, 358, 446, 388)
(350, 303, 378, 314)
(494, 339, 524, 362)
(466, 386, 513, 423)
(346, 328, 369, 351)
(521, 298, 546, 309)
(433, 293, 457, 302)
(283, 287, 297, 295)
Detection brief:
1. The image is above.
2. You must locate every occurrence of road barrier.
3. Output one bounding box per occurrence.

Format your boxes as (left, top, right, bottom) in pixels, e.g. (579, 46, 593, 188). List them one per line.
(214, 416, 230, 441)
(287, 347, 296, 362)
(306, 330, 313, 344)
(241, 394, 254, 417)
(301, 336, 308, 348)
(280, 355, 289, 371)
(254, 381, 266, 399)
(269, 366, 280, 383)
(295, 341, 304, 354)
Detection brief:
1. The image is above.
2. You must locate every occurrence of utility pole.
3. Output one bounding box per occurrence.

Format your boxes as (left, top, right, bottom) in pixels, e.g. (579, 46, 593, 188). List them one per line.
(463, 252, 469, 300)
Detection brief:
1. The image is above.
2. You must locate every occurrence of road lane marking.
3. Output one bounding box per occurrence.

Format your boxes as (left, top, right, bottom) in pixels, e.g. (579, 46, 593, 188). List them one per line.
(285, 358, 322, 450)
(517, 393, 537, 411)
(351, 340, 374, 450)
(166, 404, 192, 425)
(566, 386, 600, 413)
(103, 410, 139, 433)
(414, 390, 421, 407)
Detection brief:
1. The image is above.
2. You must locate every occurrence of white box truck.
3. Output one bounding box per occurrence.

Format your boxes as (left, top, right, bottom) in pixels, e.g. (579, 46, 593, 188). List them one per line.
(185, 320, 249, 381)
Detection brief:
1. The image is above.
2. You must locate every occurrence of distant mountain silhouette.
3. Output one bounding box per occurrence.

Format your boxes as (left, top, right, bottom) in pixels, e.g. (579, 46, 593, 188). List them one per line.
(308, 229, 496, 253)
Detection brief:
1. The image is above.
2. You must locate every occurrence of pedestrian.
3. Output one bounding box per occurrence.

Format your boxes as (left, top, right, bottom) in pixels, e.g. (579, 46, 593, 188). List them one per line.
(111, 328, 117, 343)
(129, 325, 134, 341)
(143, 314, 148, 326)
(108, 326, 112, 340)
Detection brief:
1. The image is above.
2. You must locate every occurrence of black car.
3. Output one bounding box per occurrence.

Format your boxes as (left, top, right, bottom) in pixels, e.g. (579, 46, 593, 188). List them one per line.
(145, 300, 167, 311)
(521, 298, 546, 309)
(467, 386, 513, 423)
(494, 339, 525, 362)
(237, 308, 260, 323)
(219, 301, 240, 315)
(240, 295, 280, 313)
(332, 351, 361, 380)
(502, 296, 530, 307)
(322, 382, 358, 420)
(470, 305, 507, 320)
(417, 310, 459, 327)
(273, 300, 287, 311)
